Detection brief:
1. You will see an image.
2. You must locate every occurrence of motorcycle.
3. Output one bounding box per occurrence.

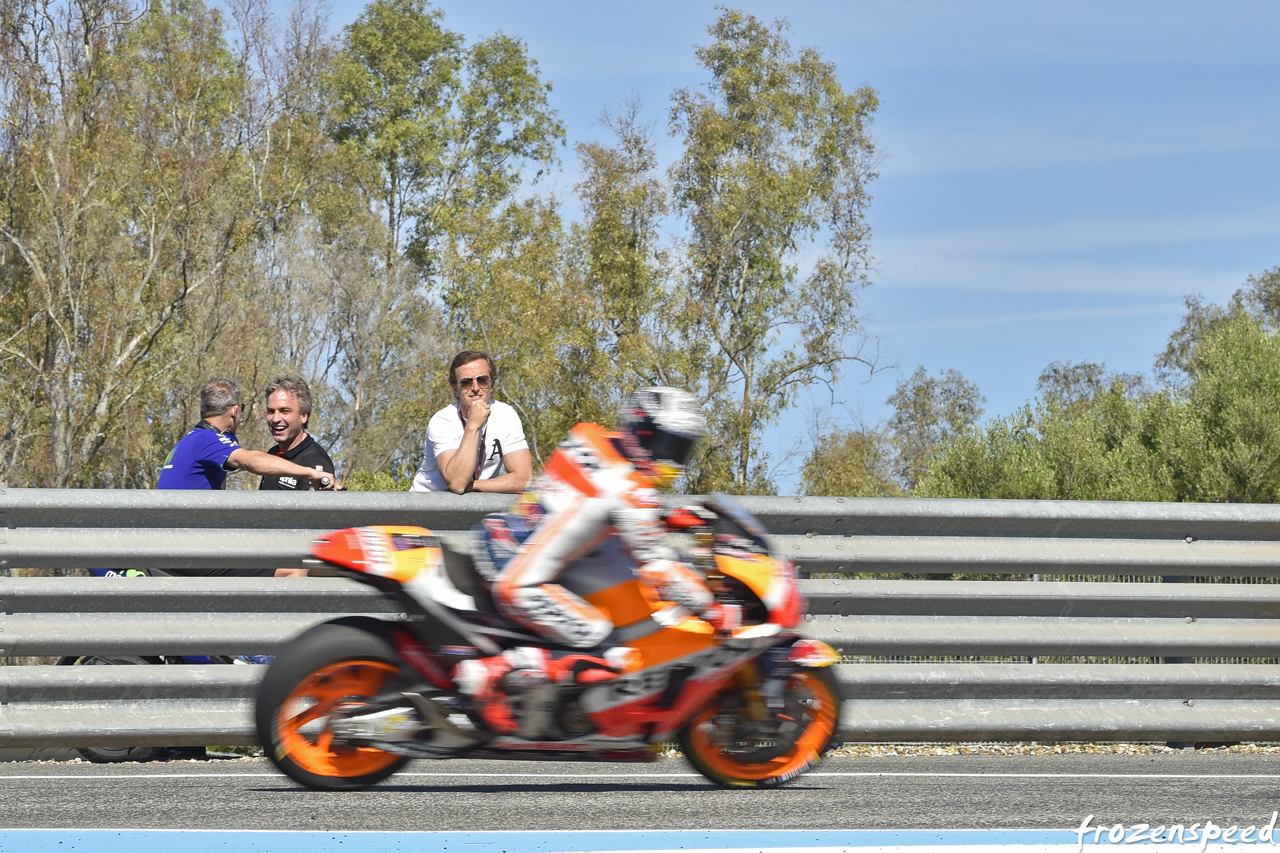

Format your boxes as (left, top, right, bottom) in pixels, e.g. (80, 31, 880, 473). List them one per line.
(254, 493, 842, 790)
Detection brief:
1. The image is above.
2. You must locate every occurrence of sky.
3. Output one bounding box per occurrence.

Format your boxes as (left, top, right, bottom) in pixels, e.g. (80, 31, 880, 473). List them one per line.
(314, 0, 1280, 491)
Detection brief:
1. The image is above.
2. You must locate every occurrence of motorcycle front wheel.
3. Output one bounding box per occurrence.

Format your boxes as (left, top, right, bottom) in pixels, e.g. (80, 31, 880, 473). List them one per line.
(255, 621, 412, 791)
(680, 666, 841, 789)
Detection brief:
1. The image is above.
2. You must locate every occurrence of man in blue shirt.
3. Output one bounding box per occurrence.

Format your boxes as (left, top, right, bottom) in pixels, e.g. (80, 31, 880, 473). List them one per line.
(159, 378, 336, 491)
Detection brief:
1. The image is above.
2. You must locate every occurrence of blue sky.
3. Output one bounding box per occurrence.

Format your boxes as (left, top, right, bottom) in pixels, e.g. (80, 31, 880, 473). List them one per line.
(316, 0, 1280, 490)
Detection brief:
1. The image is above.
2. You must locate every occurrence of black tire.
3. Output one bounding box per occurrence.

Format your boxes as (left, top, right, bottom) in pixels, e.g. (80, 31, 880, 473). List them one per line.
(59, 655, 165, 763)
(680, 665, 842, 789)
(255, 621, 412, 791)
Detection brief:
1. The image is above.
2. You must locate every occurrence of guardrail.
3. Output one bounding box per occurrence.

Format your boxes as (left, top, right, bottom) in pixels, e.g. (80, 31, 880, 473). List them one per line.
(3, 487, 1280, 747)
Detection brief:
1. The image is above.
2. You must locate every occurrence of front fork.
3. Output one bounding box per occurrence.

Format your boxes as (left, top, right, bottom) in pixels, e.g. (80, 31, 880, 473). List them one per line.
(734, 637, 841, 719)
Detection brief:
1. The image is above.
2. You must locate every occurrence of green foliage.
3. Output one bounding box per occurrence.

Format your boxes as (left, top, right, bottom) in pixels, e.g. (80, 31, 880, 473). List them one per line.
(800, 425, 901, 497)
(886, 367, 984, 490)
(920, 307, 1280, 504)
(918, 394, 1175, 502)
(332, 0, 563, 271)
(573, 100, 672, 385)
(1158, 266, 1280, 386)
(345, 469, 414, 491)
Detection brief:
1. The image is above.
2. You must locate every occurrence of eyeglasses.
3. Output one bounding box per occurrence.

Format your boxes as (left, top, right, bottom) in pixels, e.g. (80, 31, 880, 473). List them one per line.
(457, 374, 492, 390)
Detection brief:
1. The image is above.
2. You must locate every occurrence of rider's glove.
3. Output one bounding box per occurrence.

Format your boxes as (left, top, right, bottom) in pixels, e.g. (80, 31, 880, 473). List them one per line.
(700, 601, 743, 635)
(664, 504, 715, 531)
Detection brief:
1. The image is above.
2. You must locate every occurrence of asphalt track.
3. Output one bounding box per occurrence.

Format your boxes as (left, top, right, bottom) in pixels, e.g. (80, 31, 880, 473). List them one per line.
(2, 753, 1279, 836)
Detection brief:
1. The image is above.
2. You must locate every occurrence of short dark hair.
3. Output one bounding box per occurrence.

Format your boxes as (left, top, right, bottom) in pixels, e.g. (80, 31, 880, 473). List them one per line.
(264, 375, 313, 418)
(200, 378, 243, 418)
(449, 350, 497, 387)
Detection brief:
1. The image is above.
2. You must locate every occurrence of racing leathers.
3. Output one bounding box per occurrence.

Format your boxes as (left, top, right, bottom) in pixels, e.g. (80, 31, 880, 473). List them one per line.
(456, 422, 737, 731)
(488, 421, 733, 647)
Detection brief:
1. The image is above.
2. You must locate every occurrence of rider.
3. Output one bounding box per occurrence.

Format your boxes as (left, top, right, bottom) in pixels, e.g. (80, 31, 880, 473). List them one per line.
(454, 387, 741, 731)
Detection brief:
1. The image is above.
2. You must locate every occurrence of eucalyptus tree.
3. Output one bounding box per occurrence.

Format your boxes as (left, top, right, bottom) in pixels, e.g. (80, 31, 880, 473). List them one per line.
(886, 367, 985, 491)
(322, 0, 565, 475)
(668, 9, 879, 493)
(0, 0, 263, 487)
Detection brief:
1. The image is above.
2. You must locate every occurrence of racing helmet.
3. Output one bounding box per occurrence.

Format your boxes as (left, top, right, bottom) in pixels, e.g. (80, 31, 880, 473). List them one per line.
(618, 387, 705, 486)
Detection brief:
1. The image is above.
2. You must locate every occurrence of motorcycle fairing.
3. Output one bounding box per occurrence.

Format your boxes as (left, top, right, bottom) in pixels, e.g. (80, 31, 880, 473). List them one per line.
(311, 524, 804, 746)
(313, 526, 513, 654)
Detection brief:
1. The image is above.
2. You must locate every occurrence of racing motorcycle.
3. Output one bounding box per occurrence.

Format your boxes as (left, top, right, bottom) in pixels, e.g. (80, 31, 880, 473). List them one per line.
(254, 494, 842, 790)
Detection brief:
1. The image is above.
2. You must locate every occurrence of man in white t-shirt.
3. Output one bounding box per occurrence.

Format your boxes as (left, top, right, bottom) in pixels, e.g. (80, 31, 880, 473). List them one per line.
(410, 350, 534, 494)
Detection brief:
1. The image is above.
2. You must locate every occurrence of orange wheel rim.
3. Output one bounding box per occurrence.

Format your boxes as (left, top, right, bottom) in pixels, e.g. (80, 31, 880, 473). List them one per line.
(275, 660, 404, 777)
(688, 670, 838, 782)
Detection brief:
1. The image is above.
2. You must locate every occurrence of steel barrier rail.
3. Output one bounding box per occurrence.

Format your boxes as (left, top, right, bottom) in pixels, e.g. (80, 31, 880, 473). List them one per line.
(3, 577, 1280, 746)
(9, 487, 1277, 537)
(9, 527, 1280, 576)
(4, 665, 1280, 748)
(7, 488, 1280, 577)
(9, 527, 1280, 577)
(5, 488, 1280, 747)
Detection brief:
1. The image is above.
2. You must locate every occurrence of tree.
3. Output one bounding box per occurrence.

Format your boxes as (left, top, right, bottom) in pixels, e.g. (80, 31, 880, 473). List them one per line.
(1170, 310, 1280, 503)
(1158, 266, 1280, 387)
(1036, 360, 1147, 415)
(800, 423, 899, 498)
(331, 0, 563, 274)
(917, 287, 1280, 504)
(668, 9, 879, 493)
(320, 0, 566, 476)
(0, 0, 260, 487)
(886, 367, 985, 491)
(573, 100, 672, 386)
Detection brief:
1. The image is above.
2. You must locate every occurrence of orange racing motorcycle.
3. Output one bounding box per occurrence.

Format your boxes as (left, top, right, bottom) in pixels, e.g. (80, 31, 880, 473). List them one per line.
(254, 494, 842, 790)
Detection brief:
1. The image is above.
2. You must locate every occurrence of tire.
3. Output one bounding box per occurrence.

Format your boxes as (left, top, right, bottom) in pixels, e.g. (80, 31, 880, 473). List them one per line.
(59, 655, 165, 763)
(255, 621, 412, 791)
(680, 665, 841, 789)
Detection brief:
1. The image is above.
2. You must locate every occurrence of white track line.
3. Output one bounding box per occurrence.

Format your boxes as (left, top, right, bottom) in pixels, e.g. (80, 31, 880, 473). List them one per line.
(3, 770, 1280, 781)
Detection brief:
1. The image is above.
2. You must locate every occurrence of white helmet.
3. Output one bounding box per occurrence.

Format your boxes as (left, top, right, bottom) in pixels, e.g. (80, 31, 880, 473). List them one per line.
(617, 387, 705, 484)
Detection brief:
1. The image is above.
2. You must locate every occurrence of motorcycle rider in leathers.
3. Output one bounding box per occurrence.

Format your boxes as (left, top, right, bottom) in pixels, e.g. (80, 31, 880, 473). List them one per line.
(454, 387, 742, 732)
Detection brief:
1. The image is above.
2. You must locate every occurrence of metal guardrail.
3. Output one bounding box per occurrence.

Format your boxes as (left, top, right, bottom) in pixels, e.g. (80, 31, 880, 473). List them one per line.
(3, 488, 1280, 747)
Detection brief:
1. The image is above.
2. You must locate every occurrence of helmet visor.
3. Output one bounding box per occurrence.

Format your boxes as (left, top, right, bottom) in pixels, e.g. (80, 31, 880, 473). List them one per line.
(647, 430, 699, 469)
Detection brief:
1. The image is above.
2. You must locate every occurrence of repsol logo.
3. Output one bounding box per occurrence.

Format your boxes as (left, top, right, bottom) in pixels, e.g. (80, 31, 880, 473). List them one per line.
(601, 644, 751, 703)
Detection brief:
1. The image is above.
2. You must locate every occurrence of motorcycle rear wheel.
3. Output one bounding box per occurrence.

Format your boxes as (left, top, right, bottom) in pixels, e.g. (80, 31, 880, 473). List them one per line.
(255, 621, 412, 791)
(680, 666, 841, 789)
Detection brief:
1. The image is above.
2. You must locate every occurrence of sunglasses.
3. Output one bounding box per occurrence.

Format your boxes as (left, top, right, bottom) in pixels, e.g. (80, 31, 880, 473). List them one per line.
(457, 374, 492, 390)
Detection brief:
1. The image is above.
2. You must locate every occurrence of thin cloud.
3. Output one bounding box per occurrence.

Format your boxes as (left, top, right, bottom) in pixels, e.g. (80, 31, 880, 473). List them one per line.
(878, 302, 1187, 334)
(880, 208, 1280, 257)
(880, 114, 1280, 177)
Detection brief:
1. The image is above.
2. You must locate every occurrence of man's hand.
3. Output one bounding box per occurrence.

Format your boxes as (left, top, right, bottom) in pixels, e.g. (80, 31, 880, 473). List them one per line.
(700, 601, 743, 635)
(309, 470, 337, 490)
(665, 504, 716, 530)
(467, 398, 492, 429)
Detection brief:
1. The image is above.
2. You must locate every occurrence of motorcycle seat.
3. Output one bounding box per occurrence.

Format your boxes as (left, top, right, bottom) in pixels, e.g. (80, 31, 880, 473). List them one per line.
(441, 544, 498, 613)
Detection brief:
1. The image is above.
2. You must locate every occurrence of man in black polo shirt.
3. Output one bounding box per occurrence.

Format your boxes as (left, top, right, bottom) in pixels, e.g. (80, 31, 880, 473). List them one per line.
(259, 375, 336, 491)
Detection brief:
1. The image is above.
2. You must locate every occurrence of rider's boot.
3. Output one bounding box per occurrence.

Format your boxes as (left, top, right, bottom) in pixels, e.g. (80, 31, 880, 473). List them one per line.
(452, 647, 551, 733)
(453, 646, 641, 733)
(546, 647, 641, 685)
